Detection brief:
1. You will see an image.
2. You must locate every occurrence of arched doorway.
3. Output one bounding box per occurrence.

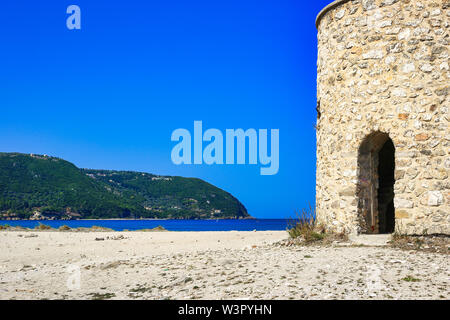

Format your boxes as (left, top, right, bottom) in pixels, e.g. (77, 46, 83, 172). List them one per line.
(357, 132, 395, 234)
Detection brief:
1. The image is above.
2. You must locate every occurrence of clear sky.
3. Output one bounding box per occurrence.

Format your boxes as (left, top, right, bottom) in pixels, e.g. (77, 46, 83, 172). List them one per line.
(0, 0, 333, 218)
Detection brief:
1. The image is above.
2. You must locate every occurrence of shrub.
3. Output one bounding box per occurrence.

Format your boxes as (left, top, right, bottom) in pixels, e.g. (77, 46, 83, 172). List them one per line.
(152, 225, 167, 231)
(287, 205, 348, 244)
(35, 223, 52, 230)
(58, 225, 71, 231)
(137, 225, 168, 232)
(287, 205, 326, 243)
(402, 275, 421, 282)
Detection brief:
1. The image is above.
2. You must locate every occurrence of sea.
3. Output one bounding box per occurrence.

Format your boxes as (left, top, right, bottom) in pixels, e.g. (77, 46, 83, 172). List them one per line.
(0, 219, 292, 232)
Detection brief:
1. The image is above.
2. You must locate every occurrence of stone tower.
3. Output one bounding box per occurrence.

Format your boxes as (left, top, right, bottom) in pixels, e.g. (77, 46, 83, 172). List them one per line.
(315, 0, 449, 235)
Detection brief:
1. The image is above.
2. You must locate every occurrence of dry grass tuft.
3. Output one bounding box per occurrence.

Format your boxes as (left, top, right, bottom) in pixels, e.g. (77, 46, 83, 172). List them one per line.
(286, 205, 348, 245)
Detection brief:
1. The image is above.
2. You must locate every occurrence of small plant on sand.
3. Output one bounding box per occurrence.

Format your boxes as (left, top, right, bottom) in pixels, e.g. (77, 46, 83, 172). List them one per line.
(88, 292, 116, 300)
(152, 225, 167, 231)
(35, 223, 52, 230)
(287, 205, 325, 243)
(58, 225, 71, 231)
(138, 225, 168, 232)
(390, 221, 449, 254)
(287, 205, 348, 245)
(402, 275, 421, 282)
(0, 224, 10, 230)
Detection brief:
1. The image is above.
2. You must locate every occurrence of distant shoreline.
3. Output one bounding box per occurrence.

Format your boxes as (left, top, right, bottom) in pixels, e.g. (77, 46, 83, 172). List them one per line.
(0, 217, 258, 221)
(0, 217, 289, 232)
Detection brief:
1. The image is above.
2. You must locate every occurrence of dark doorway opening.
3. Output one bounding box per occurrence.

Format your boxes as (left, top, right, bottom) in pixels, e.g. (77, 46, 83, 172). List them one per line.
(377, 139, 395, 233)
(357, 132, 395, 234)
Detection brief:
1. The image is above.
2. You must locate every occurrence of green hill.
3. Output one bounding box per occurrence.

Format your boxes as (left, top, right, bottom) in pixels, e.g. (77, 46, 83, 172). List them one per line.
(0, 152, 249, 219)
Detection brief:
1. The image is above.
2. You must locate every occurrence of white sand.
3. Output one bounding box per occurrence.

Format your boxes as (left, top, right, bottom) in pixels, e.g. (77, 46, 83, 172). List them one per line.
(0, 230, 448, 300)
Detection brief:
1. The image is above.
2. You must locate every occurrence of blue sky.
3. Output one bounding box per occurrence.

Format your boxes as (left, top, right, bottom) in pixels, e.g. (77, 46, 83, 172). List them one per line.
(0, 0, 333, 218)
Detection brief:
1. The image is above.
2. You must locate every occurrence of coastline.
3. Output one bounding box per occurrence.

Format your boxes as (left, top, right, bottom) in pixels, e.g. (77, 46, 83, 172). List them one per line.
(0, 217, 257, 221)
(0, 218, 289, 232)
(78, 217, 258, 221)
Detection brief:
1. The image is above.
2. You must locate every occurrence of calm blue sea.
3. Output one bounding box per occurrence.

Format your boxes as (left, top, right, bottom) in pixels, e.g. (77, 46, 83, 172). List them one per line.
(0, 219, 291, 231)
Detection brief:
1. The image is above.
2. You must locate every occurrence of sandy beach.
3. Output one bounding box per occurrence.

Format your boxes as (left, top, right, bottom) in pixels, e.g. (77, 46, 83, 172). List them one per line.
(0, 230, 448, 300)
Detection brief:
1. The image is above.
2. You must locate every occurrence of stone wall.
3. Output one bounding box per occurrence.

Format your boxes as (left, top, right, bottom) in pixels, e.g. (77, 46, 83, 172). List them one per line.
(316, 0, 449, 235)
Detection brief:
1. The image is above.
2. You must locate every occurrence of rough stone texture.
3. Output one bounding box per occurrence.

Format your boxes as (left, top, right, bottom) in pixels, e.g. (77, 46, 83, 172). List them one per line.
(316, 0, 449, 235)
